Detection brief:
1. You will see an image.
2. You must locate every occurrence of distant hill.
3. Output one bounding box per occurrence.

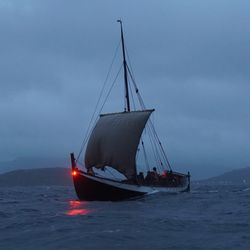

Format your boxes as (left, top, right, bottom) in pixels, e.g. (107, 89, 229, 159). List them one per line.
(1, 166, 250, 187)
(0, 157, 69, 174)
(200, 167, 250, 185)
(0, 168, 73, 186)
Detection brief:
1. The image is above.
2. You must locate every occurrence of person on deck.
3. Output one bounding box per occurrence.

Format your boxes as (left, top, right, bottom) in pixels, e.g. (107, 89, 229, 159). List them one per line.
(145, 168, 159, 185)
(152, 167, 159, 182)
(145, 171, 153, 184)
(137, 172, 145, 184)
(87, 167, 95, 176)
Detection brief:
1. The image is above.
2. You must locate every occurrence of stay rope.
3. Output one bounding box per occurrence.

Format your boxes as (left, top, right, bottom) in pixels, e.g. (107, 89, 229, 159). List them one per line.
(125, 54, 173, 172)
(76, 40, 121, 162)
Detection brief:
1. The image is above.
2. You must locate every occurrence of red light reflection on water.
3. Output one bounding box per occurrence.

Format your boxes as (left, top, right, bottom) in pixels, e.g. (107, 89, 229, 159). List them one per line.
(65, 200, 92, 216)
(66, 209, 90, 216)
(69, 200, 82, 208)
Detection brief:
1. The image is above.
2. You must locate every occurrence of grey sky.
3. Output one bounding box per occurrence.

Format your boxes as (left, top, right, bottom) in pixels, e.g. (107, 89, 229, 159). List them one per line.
(0, 0, 249, 178)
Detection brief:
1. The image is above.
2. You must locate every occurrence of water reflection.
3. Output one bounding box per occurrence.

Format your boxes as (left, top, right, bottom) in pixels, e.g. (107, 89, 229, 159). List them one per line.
(65, 200, 92, 216)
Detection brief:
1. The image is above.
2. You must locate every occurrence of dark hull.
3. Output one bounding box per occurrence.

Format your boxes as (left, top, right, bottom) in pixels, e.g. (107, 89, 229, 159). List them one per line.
(72, 170, 190, 201)
(72, 172, 147, 201)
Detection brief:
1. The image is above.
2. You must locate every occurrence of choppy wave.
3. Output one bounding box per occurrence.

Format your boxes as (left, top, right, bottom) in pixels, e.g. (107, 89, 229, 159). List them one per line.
(0, 185, 250, 250)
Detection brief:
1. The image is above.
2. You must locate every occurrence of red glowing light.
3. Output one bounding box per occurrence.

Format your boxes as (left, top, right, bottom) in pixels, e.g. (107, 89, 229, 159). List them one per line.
(65, 209, 90, 216)
(72, 170, 77, 176)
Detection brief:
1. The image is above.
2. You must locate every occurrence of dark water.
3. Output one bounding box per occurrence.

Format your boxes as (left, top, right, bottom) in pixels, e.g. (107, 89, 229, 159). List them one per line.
(1, 185, 250, 250)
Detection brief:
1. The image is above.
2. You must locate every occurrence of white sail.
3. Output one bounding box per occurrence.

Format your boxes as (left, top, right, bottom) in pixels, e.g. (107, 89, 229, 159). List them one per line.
(84, 110, 154, 179)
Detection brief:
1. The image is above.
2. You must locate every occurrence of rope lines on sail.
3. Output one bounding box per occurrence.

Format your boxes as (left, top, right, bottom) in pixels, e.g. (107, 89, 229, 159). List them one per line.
(76, 40, 121, 162)
(125, 53, 173, 172)
(141, 141, 150, 172)
(128, 65, 171, 170)
(142, 112, 166, 173)
(146, 126, 164, 172)
(76, 36, 173, 177)
(139, 124, 160, 173)
(123, 79, 126, 111)
(77, 64, 123, 164)
(125, 49, 164, 172)
(127, 75, 136, 111)
(98, 64, 123, 114)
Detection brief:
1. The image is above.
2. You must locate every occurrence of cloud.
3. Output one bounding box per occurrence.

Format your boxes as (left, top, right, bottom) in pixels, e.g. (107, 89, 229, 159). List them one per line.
(0, 0, 249, 178)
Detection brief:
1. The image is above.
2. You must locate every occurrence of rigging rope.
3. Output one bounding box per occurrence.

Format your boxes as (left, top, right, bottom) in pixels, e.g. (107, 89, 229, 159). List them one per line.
(126, 61, 173, 171)
(77, 64, 123, 163)
(76, 40, 121, 162)
(76, 39, 173, 177)
(99, 64, 123, 114)
(127, 72, 136, 110)
(141, 140, 150, 172)
(147, 126, 163, 172)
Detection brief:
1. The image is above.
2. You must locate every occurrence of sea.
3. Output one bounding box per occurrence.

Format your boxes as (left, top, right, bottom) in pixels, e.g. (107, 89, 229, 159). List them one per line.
(0, 184, 250, 250)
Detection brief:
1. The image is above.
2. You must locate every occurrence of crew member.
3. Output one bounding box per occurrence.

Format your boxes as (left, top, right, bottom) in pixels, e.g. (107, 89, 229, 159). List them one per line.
(87, 167, 95, 176)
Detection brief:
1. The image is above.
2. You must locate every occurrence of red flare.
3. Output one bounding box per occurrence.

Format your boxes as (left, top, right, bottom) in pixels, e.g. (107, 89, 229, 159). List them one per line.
(72, 170, 77, 176)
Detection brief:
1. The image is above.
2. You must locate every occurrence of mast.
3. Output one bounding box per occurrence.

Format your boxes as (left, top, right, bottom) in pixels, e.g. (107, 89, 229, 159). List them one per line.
(117, 20, 130, 112)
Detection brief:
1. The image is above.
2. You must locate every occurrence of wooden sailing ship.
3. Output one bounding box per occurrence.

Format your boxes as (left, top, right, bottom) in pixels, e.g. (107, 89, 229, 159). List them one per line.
(70, 20, 190, 201)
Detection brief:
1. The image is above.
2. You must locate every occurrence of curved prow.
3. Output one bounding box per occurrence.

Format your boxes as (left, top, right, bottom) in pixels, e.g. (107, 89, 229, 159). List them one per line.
(70, 153, 78, 177)
(70, 153, 76, 169)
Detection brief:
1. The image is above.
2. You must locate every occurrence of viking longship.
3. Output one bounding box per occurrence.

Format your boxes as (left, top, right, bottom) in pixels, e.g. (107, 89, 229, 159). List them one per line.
(70, 20, 190, 201)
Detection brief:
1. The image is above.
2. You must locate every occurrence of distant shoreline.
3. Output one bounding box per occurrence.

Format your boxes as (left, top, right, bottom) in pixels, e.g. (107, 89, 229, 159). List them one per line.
(0, 168, 72, 187)
(0, 166, 250, 187)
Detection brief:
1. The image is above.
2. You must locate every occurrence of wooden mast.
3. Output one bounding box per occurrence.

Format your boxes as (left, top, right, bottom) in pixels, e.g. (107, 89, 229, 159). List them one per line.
(117, 20, 130, 112)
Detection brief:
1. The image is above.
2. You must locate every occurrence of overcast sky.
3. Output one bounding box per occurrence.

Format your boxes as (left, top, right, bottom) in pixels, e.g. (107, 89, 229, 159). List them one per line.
(0, 0, 249, 178)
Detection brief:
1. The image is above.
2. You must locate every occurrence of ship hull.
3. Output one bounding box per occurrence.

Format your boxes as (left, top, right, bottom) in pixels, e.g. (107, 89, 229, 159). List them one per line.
(72, 171, 190, 201)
